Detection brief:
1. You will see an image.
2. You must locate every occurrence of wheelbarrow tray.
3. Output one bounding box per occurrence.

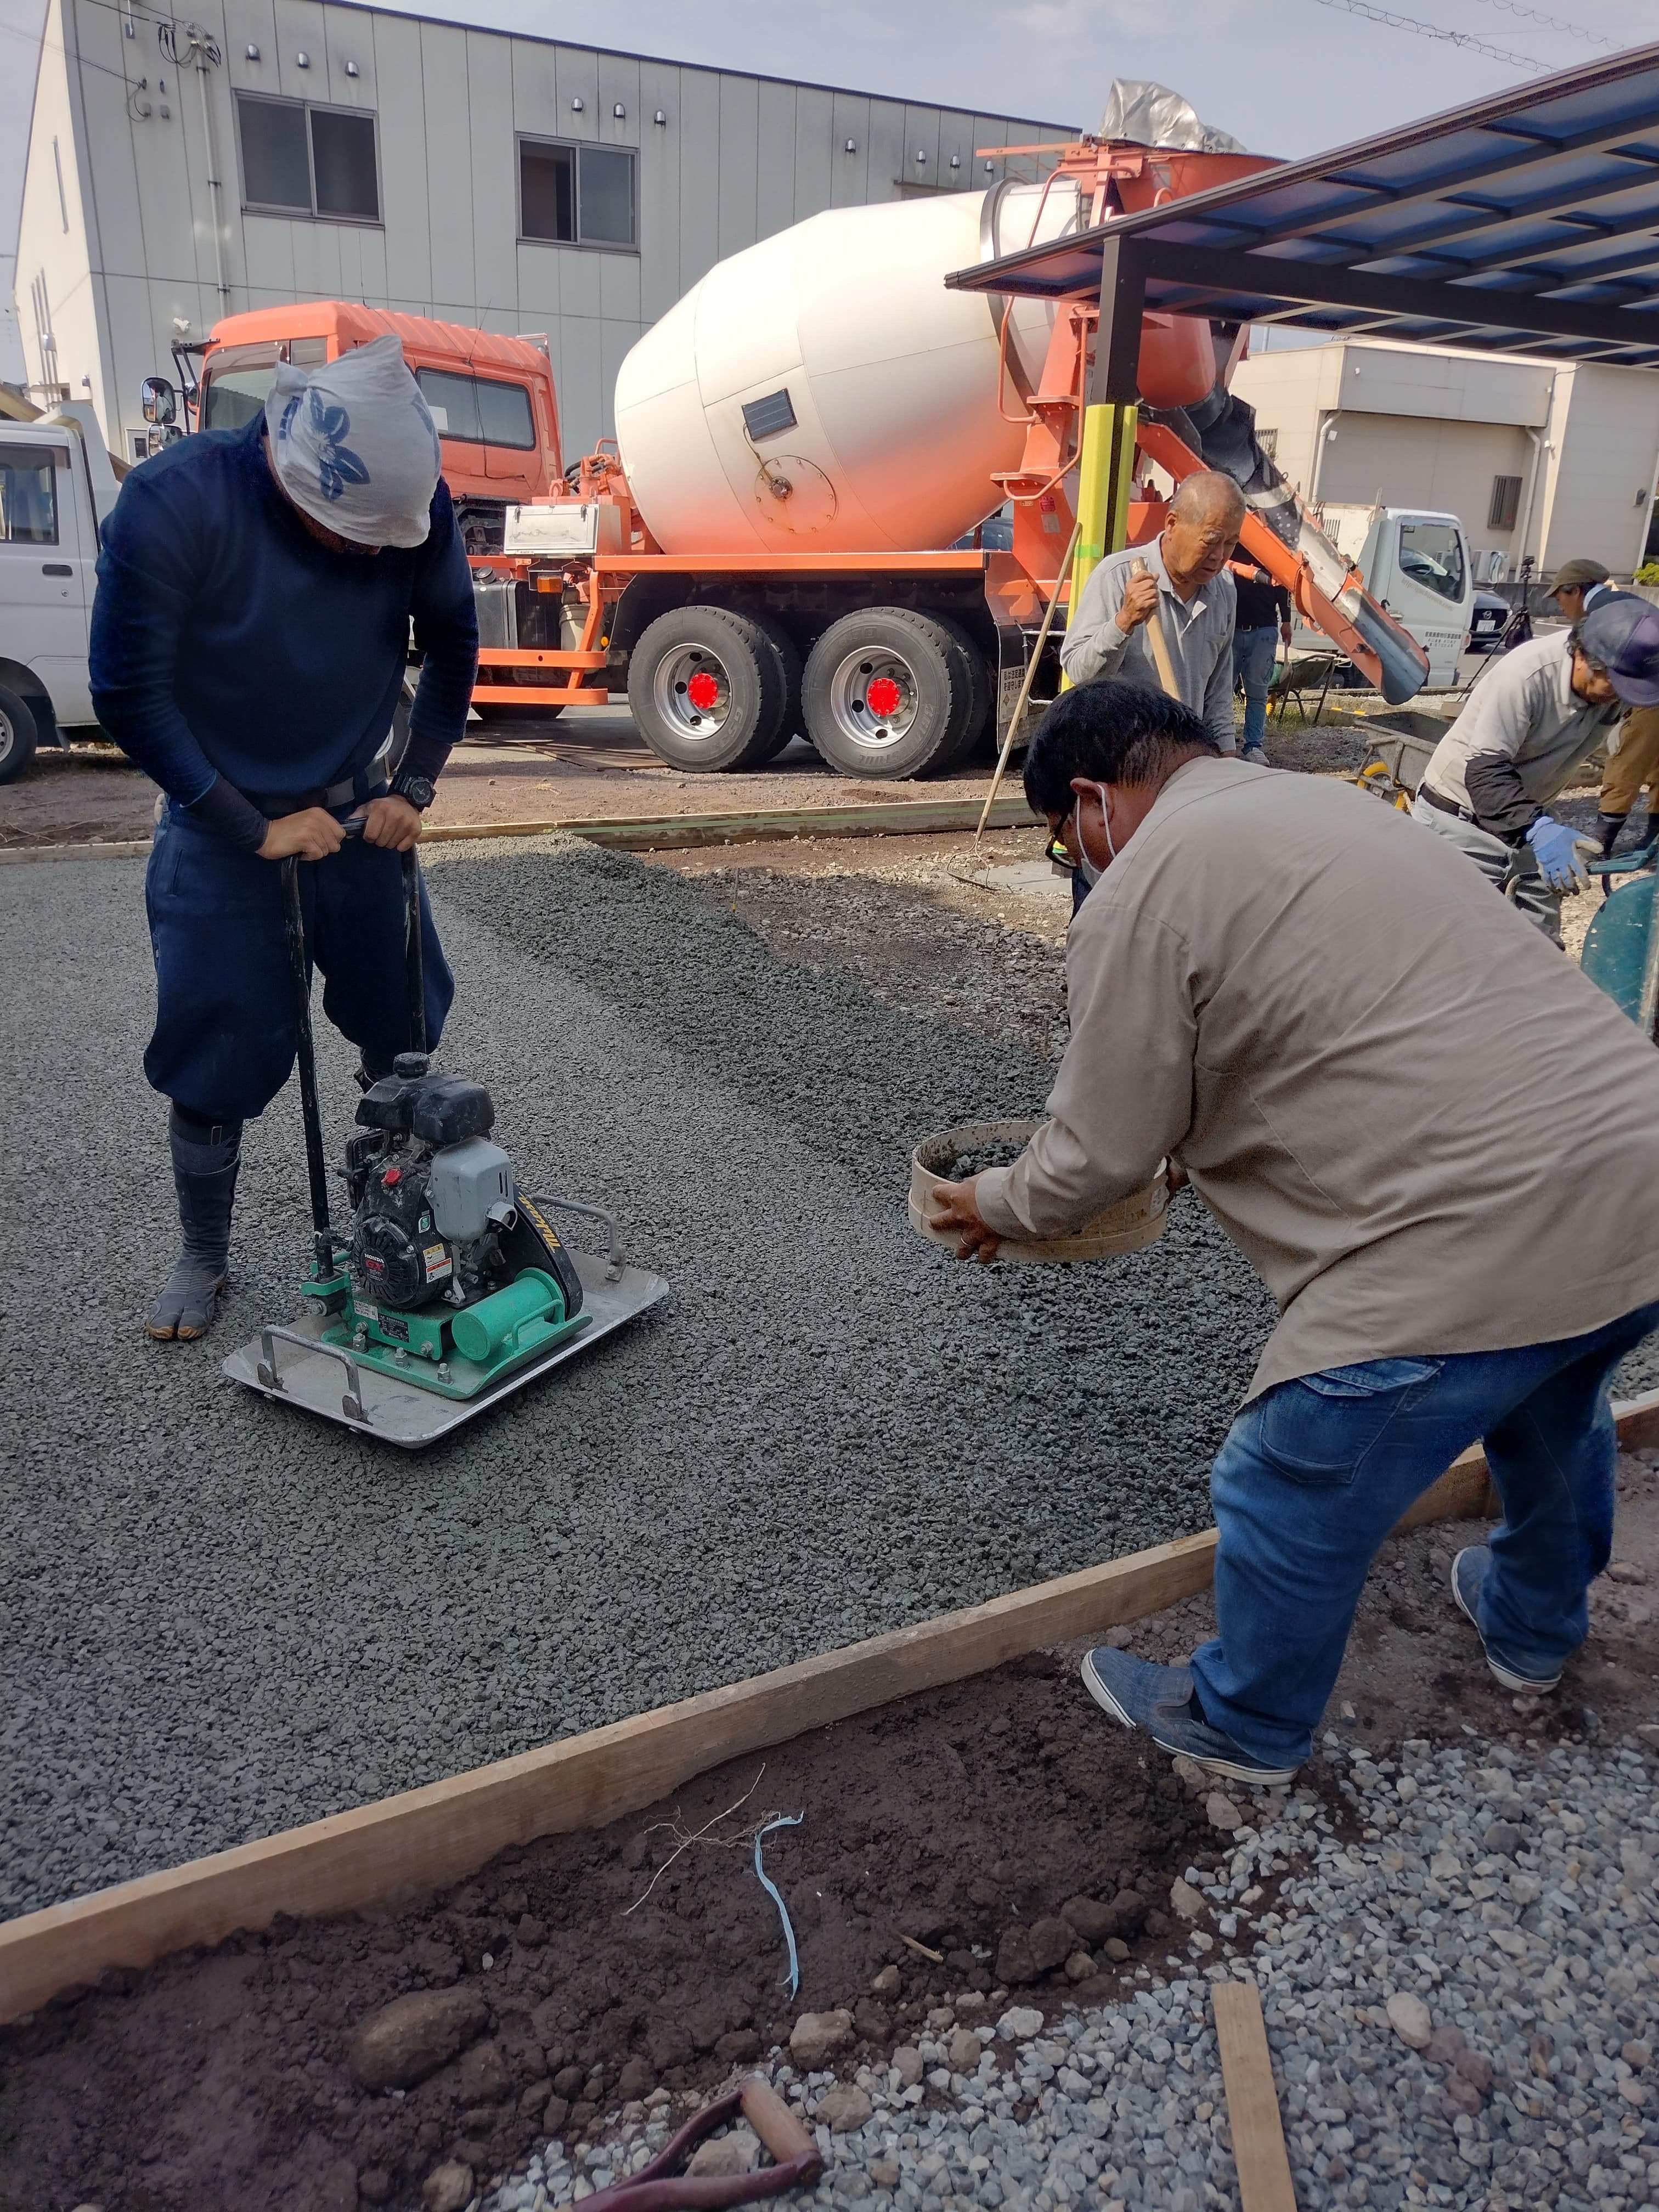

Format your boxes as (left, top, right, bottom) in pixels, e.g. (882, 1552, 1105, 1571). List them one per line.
(222, 1246, 668, 1447)
(1330, 707, 1455, 797)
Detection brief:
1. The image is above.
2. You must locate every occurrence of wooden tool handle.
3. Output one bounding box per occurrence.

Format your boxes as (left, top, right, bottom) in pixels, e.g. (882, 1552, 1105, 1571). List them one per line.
(738, 2078, 818, 2168)
(1129, 556, 1182, 702)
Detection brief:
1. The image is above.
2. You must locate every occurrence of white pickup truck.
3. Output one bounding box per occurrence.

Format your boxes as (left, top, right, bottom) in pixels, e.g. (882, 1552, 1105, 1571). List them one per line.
(1295, 503, 1476, 691)
(0, 404, 122, 782)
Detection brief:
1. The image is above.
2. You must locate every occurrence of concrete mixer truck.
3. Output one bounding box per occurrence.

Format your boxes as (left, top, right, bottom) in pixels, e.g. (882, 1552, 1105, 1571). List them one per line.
(465, 120, 1429, 777)
(131, 104, 1431, 780)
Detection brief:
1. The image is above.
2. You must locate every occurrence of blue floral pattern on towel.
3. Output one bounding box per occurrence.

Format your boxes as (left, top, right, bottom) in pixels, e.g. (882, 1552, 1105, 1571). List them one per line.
(299, 388, 371, 504)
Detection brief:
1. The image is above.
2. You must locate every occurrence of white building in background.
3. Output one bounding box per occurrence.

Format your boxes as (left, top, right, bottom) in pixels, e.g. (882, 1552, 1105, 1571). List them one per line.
(14, 0, 1074, 463)
(1232, 339, 1659, 582)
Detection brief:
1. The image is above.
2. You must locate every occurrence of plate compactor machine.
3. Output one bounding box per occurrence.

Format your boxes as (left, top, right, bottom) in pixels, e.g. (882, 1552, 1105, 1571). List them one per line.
(223, 834, 667, 1446)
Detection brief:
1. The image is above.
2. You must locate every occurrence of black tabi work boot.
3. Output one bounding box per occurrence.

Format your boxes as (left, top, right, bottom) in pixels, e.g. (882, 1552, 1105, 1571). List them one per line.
(145, 1107, 242, 1341)
(1596, 811, 1629, 899)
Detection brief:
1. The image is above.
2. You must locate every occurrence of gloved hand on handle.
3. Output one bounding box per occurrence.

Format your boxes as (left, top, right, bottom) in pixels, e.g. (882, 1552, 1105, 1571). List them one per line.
(1525, 814, 1599, 894)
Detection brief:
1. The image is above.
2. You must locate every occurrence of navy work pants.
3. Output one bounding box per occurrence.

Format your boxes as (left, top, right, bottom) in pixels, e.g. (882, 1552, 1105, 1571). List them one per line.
(144, 802, 454, 1122)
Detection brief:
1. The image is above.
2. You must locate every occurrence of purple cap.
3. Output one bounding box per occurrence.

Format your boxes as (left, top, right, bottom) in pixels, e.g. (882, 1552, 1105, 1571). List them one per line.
(1579, 595, 1659, 709)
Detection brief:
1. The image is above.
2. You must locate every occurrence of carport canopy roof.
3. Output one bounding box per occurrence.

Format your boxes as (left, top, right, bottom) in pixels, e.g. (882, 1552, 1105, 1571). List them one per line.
(947, 44, 1659, 368)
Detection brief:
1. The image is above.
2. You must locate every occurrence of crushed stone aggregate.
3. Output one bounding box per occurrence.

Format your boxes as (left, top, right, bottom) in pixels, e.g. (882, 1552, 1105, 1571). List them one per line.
(1, 837, 1271, 1917)
(4, 831, 1656, 1924)
(486, 1730, 1659, 2212)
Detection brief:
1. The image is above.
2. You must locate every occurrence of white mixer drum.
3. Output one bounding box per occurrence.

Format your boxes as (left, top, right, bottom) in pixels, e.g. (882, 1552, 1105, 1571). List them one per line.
(613, 180, 1081, 558)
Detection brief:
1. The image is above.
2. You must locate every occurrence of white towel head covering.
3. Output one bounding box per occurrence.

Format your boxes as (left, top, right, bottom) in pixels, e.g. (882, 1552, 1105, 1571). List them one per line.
(264, 332, 442, 549)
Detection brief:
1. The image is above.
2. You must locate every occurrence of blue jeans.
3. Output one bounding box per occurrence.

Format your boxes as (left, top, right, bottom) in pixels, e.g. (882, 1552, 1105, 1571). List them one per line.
(1190, 1304, 1659, 1767)
(1232, 625, 1278, 751)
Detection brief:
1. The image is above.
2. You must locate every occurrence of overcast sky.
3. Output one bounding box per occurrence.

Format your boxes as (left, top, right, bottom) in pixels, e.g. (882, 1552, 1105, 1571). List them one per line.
(4, 0, 1656, 380)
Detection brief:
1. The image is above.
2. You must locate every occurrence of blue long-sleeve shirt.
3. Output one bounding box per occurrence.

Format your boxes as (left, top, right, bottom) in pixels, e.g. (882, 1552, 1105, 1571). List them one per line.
(91, 414, 478, 849)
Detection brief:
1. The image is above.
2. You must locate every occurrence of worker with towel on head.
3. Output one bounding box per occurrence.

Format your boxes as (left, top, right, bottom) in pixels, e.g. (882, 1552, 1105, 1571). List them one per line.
(89, 332, 479, 1343)
(1059, 470, 1246, 754)
(1410, 595, 1659, 939)
(928, 677, 1659, 1786)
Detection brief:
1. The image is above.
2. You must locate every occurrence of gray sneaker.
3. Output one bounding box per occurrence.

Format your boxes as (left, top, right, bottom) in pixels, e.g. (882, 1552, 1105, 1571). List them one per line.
(1449, 1545, 1561, 1692)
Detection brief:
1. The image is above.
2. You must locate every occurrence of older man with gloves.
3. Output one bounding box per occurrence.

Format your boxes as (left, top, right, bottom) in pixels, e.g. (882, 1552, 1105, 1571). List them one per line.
(1411, 595, 1658, 938)
(90, 333, 479, 1341)
(929, 679, 1659, 1785)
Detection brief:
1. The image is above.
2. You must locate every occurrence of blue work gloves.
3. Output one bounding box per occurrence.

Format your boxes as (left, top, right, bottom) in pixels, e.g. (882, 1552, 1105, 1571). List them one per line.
(1525, 814, 1596, 894)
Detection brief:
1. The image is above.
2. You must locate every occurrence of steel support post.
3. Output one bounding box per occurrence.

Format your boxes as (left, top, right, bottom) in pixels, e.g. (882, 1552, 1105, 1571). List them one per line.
(1064, 237, 1146, 682)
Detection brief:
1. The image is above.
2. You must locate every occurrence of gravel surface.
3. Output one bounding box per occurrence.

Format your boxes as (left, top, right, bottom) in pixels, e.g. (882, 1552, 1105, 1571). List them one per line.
(487, 1723, 1659, 2212)
(0, 837, 1271, 1919)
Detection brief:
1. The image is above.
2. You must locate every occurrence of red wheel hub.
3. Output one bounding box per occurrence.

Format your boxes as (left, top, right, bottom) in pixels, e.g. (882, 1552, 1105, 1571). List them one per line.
(865, 675, 902, 718)
(685, 669, 721, 712)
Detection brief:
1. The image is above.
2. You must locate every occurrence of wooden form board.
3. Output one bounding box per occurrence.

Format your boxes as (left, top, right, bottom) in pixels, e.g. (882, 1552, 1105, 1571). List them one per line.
(1213, 1980, 1298, 2212)
(5, 1390, 1657, 2024)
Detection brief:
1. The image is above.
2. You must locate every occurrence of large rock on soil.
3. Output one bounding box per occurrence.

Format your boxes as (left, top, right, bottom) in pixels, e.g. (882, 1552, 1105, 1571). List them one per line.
(349, 1988, 489, 2091)
(687, 2131, 761, 2178)
(789, 2010, 854, 2067)
(422, 2164, 474, 2212)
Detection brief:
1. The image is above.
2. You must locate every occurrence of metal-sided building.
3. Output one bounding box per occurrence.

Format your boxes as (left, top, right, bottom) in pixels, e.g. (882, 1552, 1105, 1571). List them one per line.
(14, 0, 1075, 462)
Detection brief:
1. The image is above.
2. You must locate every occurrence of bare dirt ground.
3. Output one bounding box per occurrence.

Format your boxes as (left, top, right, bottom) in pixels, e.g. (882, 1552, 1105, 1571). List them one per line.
(7, 1464, 1654, 2212)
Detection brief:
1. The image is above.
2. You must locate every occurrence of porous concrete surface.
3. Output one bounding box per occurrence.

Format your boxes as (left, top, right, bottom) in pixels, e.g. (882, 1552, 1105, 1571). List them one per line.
(487, 1727, 1659, 2212)
(1, 838, 1272, 1918)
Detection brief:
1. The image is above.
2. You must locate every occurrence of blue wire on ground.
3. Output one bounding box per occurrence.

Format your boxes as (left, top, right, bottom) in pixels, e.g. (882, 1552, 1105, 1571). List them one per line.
(753, 1812, 805, 2000)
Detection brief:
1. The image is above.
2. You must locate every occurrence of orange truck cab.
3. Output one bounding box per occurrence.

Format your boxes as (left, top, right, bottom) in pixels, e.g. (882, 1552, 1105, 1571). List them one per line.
(177, 302, 562, 554)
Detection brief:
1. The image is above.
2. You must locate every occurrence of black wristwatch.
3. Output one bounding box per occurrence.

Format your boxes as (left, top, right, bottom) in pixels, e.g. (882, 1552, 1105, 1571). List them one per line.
(391, 772, 436, 811)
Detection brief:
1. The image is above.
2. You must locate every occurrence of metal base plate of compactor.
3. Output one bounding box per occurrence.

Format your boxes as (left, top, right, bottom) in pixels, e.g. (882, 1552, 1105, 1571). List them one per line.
(223, 1246, 668, 1448)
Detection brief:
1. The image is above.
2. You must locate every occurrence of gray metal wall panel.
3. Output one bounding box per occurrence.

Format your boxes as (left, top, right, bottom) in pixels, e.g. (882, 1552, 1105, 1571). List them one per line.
(830, 91, 870, 207)
(240, 212, 297, 295)
(970, 115, 1009, 188)
(358, 224, 387, 299)
(865, 98, 905, 202)
(555, 46, 599, 142)
(678, 67, 720, 289)
(792, 84, 832, 224)
(935, 109, 977, 193)
(320, 2, 376, 106)
(600, 252, 641, 323)
(516, 241, 562, 327)
(557, 243, 601, 321)
(69, 0, 146, 279)
(596, 50, 639, 146)
(467, 30, 518, 315)
(289, 215, 343, 298)
(224, 0, 279, 91)
(421, 21, 473, 309)
(635, 58, 680, 320)
(510, 33, 557, 134)
(901, 105, 940, 193)
(755, 78, 795, 239)
(559, 309, 602, 458)
(598, 315, 643, 443)
(716, 73, 759, 259)
(275, 0, 330, 101)
(373, 9, 431, 304)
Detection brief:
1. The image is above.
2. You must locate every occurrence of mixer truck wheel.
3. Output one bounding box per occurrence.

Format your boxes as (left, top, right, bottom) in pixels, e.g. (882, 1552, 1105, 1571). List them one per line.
(802, 608, 974, 780)
(928, 614, 992, 771)
(748, 613, 805, 763)
(628, 606, 793, 771)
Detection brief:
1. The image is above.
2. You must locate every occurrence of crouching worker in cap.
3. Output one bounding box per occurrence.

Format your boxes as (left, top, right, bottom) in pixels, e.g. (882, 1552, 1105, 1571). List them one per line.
(89, 333, 479, 1339)
(929, 680, 1659, 1784)
(1410, 596, 1658, 940)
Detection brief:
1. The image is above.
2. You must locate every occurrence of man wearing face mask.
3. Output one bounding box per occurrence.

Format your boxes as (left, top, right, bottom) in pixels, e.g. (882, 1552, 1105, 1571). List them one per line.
(930, 678, 1659, 1786)
(90, 332, 479, 1344)
(1059, 470, 1247, 753)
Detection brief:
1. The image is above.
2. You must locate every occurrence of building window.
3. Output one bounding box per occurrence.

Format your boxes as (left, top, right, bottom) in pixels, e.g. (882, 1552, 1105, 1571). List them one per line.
(0, 442, 60, 545)
(237, 93, 380, 222)
(414, 369, 537, 452)
(1488, 474, 1522, 532)
(519, 138, 636, 247)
